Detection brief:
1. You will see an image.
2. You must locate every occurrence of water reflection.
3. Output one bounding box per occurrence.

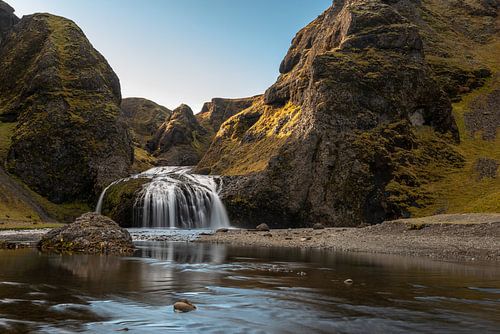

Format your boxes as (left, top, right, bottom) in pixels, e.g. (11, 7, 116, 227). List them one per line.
(0, 242, 499, 333)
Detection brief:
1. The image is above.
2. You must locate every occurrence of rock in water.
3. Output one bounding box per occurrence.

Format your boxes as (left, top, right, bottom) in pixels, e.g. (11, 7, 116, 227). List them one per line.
(313, 223, 325, 230)
(0, 13, 133, 203)
(256, 223, 270, 231)
(38, 213, 135, 254)
(173, 299, 197, 313)
(197, 0, 466, 227)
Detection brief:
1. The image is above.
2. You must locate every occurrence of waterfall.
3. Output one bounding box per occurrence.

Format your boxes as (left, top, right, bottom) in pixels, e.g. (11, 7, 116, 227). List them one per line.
(96, 167, 230, 229)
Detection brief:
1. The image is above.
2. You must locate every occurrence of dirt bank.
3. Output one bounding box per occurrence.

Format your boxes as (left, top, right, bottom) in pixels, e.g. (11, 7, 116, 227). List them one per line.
(198, 214, 500, 262)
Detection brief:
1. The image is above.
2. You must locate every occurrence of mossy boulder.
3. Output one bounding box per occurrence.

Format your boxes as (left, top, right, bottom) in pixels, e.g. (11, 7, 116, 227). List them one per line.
(38, 212, 135, 255)
(0, 13, 133, 203)
(101, 178, 149, 227)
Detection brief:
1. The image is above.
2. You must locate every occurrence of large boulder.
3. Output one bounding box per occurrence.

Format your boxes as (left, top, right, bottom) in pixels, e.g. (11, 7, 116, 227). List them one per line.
(38, 213, 135, 254)
(0, 13, 133, 203)
(197, 0, 467, 227)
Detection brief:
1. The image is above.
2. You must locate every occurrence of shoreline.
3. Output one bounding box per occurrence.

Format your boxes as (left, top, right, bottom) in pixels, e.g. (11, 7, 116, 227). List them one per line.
(198, 214, 500, 263)
(1, 214, 498, 263)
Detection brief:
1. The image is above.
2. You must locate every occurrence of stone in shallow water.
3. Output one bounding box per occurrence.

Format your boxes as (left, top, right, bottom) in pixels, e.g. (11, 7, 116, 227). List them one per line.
(312, 223, 325, 230)
(38, 213, 135, 255)
(173, 299, 197, 313)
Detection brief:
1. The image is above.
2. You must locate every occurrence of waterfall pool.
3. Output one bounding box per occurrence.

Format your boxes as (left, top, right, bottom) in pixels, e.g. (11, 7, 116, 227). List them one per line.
(0, 236, 499, 333)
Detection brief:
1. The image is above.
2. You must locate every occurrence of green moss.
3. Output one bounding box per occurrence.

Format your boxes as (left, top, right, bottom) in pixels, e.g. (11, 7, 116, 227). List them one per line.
(101, 178, 149, 226)
(200, 100, 302, 175)
(0, 121, 16, 162)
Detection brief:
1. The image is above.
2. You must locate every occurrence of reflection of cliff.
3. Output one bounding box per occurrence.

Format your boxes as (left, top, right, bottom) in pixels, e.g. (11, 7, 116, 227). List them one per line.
(136, 242, 227, 263)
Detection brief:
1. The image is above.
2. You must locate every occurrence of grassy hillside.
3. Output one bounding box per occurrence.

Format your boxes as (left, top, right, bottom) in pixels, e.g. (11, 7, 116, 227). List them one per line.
(411, 38, 500, 216)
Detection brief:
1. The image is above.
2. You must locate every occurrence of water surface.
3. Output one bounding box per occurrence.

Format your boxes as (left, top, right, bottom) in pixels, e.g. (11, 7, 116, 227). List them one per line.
(0, 237, 499, 333)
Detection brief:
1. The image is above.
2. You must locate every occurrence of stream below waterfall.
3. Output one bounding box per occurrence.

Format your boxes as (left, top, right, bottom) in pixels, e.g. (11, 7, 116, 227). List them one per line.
(0, 236, 499, 333)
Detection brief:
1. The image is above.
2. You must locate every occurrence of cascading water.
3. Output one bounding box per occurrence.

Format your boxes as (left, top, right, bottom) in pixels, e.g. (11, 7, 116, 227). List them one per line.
(96, 167, 230, 229)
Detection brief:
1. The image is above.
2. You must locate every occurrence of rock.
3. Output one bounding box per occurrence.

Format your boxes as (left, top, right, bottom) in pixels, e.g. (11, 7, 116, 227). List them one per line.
(173, 299, 197, 313)
(0, 0, 19, 45)
(300, 237, 312, 242)
(38, 213, 135, 254)
(197, 96, 261, 134)
(0, 13, 133, 203)
(344, 279, 353, 285)
(100, 178, 151, 227)
(216, 228, 229, 233)
(147, 104, 210, 166)
(263, 233, 272, 237)
(312, 223, 325, 230)
(120, 98, 172, 149)
(256, 223, 270, 231)
(197, 0, 466, 228)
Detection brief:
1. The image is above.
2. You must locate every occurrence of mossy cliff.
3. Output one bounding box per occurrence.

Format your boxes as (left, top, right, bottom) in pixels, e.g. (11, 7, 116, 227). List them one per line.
(147, 104, 210, 166)
(0, 0, 18, 45)
(120, 97, 172, 149)
(0, 13, 133, 203)
(197, 0, 498, 227)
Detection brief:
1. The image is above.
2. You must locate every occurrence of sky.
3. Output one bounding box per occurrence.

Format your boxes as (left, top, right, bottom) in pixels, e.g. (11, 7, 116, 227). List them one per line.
(8, 0, 332, 112)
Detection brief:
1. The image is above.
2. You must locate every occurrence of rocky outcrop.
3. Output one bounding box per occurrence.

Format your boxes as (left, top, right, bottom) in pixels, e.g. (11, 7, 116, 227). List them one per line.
(0, 13, 133, 203)
(198, 0, 467, 227)
(38, 212, 135, 254)
(147, 104, 209, 165)
(100, 178, 150, 227)
(120, 97, 172, 148)
(0, 1, 18, 45)
(197, 96, 261, 134)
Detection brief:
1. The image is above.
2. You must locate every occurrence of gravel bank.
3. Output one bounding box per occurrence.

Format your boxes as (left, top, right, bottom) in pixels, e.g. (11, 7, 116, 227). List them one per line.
(198, 214, 500, 262)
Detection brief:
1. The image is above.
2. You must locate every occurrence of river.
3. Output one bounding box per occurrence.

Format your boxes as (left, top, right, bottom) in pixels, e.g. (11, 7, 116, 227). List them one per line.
(0, 234, 499, 333)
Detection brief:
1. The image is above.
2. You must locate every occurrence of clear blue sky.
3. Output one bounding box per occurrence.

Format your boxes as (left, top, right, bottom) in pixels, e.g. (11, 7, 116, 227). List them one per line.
(8, 0, 331, 112)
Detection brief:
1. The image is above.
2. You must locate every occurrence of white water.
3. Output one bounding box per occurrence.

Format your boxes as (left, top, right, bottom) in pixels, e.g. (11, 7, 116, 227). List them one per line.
(96, 167, 230, 229)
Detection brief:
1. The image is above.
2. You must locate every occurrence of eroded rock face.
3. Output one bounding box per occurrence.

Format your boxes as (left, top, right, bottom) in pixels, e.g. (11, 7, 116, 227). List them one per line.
(0, 13, 133, 203)
(120, 97, 172, 148)
(0, 1, 18, 45)
(197, 96, 261, 134)
(147, 104, 209, 165)
(38, 213, 135, 254)
(198, 0, 465, 227)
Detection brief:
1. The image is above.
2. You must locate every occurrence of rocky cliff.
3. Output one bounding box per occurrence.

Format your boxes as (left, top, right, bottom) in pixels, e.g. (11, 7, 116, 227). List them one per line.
(0, 0, 18, 45)
(147, 104, 209, 165)
(197, 96, 261, 134)
(197, 0, 499, 227)
(0, 13, 133, 204)
(120, 97, 172, 149)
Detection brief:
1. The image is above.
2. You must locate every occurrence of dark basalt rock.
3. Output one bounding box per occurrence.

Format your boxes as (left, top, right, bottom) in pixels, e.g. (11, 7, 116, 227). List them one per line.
(148, 104, 209, 165)
(0, 13, 133, 203)
(197, 0, 472, 227)
(38, 213, 135, 254)
(0, 1, 18, 45)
